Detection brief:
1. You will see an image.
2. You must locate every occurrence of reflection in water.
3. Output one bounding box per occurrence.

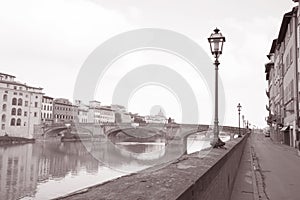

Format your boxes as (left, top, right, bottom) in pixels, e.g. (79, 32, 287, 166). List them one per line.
(186, 133, 231, 154)
(0, 139, 169, 200)
(0, 133, 231, 200)
(0, 144, 38, 200)
(115, 139, 166, 160)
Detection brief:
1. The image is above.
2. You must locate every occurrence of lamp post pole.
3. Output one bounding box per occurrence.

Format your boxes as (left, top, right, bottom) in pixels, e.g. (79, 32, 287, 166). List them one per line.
(214, 58, 220, 144)
(237, 103, 242, 137)
(208, 28, 226, 148)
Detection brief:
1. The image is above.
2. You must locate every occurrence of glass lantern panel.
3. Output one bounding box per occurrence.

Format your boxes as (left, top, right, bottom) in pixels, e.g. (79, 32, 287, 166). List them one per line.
(213, 40, 220, 52)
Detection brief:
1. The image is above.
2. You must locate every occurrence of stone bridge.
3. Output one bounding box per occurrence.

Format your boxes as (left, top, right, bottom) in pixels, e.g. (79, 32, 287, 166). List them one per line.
(34, 122, 245, 141)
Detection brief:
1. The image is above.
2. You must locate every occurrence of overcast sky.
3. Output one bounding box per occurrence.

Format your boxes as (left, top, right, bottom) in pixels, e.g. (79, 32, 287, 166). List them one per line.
(0, 0, 297, 128)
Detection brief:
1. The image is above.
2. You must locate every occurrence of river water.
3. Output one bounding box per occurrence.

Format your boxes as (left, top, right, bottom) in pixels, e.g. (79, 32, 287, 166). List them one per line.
(0, 134, 230, 200)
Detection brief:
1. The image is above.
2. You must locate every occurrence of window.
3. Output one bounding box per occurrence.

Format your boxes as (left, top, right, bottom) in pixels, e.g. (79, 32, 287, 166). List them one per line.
(25, 101, 28, 107)
(34, 112, 37, 117)
(24, 111, 27, 117)
(17, 108, 22, 116)
(34, 102, 38, 108)
(1, 114, 6, 122)
(18, 98, 22, 106)
(19, 87, 22, 90)
(11, 108, 16, 115)
(10, 118, 15, 126)
(12, 98, 17, 105)
(2, 104, 7, 112)
(3, 94, 7, 101)
(14, 86, 17, 90)
(16, 119, 21, 126)
(35, 96, 38, 99)
(1, 124, 5, 130)
(19, 93, 23, 96)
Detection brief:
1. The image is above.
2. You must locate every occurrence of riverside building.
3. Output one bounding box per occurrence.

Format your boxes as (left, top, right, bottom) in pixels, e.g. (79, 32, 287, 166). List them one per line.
(265, 6, 300, 147)
(0, 72, 43, 138)
(41, 96, 53, 124)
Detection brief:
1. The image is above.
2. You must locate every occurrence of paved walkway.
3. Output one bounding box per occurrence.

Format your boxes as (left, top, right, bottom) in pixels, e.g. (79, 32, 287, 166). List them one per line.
(231, 134, 256, 200)
(231, 131, 300, 200)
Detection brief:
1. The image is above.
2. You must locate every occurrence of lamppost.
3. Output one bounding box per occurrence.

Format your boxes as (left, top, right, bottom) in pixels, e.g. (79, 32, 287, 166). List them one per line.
(208, 28, 226, 148)
(237, 103, 242, 137)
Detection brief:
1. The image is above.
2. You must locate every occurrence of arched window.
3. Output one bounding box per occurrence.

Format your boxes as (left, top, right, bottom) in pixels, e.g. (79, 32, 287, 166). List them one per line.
(12, 98, 17, 105)
(10, 118, 15, 126)
(18, 98, 22, 106)
(17, 108, 22, 116)
(16, 118, 21, 126)
(11, 108, 16, 115)
(1, 114, 6, 122)
(2, 104, 7, 111)
(3, 94, 7, 101)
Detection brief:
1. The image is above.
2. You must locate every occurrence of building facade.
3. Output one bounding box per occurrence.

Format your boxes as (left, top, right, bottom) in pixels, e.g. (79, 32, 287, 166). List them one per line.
(75, 100, 88, 123)
(266, 6, 300, 147)
(53, 98, 78, 123)
(100, 106, 115, 123)
(87, 100, 101, 124)
(0, 73, 43, 138)
(111, 104, 131, 123)
(41, 96, 53, 124)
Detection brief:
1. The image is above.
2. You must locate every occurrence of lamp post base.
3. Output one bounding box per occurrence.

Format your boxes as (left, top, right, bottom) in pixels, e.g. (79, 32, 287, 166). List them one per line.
(210, 138, 225, 148)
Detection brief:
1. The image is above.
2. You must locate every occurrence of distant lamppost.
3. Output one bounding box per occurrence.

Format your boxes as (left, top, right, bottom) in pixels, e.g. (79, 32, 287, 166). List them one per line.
(208, 28, 226, 148)
(237, 103, 242, 137)
(242, 115, 245, 128)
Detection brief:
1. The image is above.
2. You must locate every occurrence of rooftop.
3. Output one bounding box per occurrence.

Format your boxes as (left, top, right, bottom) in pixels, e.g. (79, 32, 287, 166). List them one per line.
(0, 72, 16, 78)
(277, 6, 298, 44)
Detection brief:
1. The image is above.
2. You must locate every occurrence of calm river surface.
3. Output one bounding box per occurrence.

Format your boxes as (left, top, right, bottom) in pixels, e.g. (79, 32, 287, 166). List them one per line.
(0, 134, 230, 200)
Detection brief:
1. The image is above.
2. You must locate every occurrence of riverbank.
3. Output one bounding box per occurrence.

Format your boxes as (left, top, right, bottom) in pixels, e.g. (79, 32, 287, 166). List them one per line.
(0, 135, 35, 145)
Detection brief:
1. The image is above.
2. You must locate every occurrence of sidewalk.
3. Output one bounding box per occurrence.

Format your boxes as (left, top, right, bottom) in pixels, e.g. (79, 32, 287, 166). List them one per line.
(230, 134, 257, 200)
(231, 132, 300, 200)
